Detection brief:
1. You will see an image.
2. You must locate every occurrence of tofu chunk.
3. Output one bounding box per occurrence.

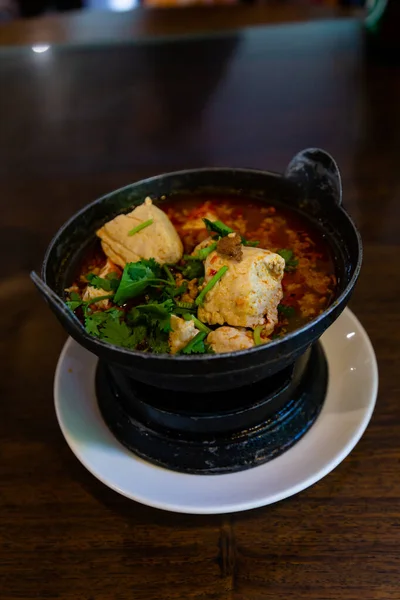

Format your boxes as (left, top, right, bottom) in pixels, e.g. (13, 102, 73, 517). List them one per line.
(192, 236, 215, 254)
(96, 197, 183, 268)
(82, 258, 121, 310)
(169, 315, 199, 354)
(198, 247, 285, 329)
(207, 327, 255, 354)
(181, 211, 218, 231)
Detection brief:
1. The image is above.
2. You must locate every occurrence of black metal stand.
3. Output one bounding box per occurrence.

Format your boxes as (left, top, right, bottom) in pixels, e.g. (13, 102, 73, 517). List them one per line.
(96, 344, 328, 474)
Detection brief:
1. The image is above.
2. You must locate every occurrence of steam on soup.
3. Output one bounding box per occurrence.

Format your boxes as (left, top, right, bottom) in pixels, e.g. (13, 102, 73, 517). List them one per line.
(65, 195, 336, 355)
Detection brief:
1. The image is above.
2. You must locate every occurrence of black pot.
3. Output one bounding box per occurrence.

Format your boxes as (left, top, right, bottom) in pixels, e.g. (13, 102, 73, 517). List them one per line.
(32, 148, 362, 393)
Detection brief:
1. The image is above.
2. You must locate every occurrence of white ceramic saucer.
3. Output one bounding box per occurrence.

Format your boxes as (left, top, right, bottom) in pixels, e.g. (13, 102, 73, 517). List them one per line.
(54, 308, 378, 514)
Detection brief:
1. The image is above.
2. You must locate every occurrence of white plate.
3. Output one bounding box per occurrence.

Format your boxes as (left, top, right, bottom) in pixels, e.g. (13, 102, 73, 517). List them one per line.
(54, 308, 378, 514)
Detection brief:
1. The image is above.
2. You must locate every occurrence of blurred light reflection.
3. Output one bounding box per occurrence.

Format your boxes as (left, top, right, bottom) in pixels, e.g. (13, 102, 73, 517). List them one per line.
(109, 0, 137, 10)
(32, 45, 50, 54)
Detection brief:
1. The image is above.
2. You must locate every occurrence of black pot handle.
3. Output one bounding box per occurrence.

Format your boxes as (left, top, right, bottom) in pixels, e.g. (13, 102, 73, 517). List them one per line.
(284, 148, 342, 206)
(30, 271, 85, 339)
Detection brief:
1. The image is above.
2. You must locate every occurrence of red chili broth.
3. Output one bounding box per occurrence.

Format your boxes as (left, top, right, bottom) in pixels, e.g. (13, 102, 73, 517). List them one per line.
(72, 195, 337, 339)
(162, 195, 336, 335)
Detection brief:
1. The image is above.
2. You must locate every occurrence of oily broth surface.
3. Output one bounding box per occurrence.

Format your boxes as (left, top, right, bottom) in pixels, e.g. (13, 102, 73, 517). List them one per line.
(71, 195, 337, 340)
(163, 195, 337, 334)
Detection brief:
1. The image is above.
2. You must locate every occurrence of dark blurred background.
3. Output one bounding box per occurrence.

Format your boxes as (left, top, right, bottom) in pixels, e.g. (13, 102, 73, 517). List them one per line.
(0, 0, 366, 19)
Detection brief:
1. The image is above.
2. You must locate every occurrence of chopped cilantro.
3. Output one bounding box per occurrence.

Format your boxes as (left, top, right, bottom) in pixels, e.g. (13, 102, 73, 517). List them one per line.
(182, 259, 204, 280)
(147, 329, 170, 354)
(84, 310, 109, 336)
(66, 291, 82, 311)
(86, 272, 120, 292)
(84, 294, 115, 311)
(132, 299, 174, 333)
(278, 304, 296, 318)
(113, 259, 165, 305)
(128, 219, 154, 236)
(163, 265, 176, 285)
(130, 324, 147, 348)
(180, 331, 208, 355)
(183, 313, 211, 334)
(195, 266, 229, 306)
(277, 249, 298, 272)
(165, 281, 188, 299)
(84, 308, 138, 348)
(101, 314, 135, 347)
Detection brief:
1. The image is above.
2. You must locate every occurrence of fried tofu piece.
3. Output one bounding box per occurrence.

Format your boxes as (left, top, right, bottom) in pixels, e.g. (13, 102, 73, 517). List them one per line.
(82, 258, 121, 310)
(198, 247, 285, 329)
(169, 315, 199, 354)
(207, 326, 255, 354)
(96, 197, 183, 267)
(181, 211, 218, 231)
(192, 237, 215, 254)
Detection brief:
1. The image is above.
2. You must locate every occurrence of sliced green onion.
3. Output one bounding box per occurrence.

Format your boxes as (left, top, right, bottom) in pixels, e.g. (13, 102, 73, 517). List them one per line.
(163, 264, 175, 285)
(175, 301, 195, 310)
(243, 240, 260, 247)
(180, 331, 207, 354)
(83, 294, 115, 316)
(128, 219, 153, 236)
(196, 242, 217, 260)
(85, 294, 114, 306)
(166, 282, 187, 298)
(195, 266, 229, 306)
(185, 242, 218, 261)
(183, 313, 211, 334)
(172, 307, 195, 316)
(253, 325, 264, 346)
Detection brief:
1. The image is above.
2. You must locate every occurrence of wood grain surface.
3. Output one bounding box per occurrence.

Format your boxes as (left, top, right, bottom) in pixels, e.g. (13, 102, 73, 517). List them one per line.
(0, 4, 361, 46)
(1, 14, 400, 600)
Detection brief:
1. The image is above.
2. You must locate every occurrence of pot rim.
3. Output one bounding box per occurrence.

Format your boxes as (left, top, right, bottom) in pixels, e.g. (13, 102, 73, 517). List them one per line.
(42, 166, 363, 362)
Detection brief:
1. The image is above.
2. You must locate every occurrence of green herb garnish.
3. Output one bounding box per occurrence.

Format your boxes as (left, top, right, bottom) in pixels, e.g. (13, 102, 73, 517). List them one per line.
(203, 218, 259, 247)
(185, 242, 218, 261)
(86, 272, 120, 292)
(67, 292, 115, 315)
(66, 292, 83, 311)
(203, 218, 233, 237)
(173, 282, 188, 296)
(163, 265, 176, 285)
(165, 281, 188, 298)
(128, 219, 154, 236)
(183, 313, 211, 334)
(277, 249, 298, 272)
(278, 304, 296, 318)
(180, 331, 208, 355)
(175, 301, 195, 310)
(253, 325, 264, 346)
(113, 259, 165, 305)
(182, 259, 204, 280)
(100, 313, 136, 347)
(131, 299, 174, 333)
(85, 308, 137, 348)
(195, 266, 229, 306)
(148, 329, 170, 354)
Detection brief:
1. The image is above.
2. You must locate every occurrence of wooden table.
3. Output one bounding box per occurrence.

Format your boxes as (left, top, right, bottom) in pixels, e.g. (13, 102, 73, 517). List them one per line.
(1, 9, 400, 600)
